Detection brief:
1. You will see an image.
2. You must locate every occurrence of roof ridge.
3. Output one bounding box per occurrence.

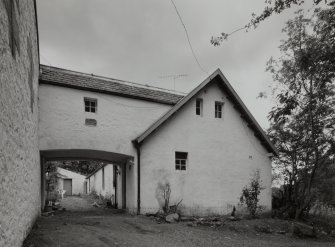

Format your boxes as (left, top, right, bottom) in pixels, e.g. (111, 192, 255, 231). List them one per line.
(40, 64, 186, 96)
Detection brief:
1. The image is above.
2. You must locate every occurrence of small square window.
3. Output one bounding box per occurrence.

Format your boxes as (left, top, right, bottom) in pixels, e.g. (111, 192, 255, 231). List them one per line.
(175, 152, 188, 171)
(215, 101, 224, 118)
(84, 98, 97, 113)
(196, 98, 203, 116)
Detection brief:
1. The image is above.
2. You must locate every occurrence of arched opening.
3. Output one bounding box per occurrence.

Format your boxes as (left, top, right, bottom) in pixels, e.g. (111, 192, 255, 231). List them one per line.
(40, 149, 134, 212)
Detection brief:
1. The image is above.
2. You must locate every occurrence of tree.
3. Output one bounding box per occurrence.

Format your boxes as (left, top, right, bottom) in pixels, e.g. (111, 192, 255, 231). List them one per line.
(268, 8, 335, 219)
(49, 160, 104, 176)
(211, 0, 334, 45)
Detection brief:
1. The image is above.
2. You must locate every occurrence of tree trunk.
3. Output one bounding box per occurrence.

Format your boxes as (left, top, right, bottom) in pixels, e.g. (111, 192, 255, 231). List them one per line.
(295, 207, 303, 220)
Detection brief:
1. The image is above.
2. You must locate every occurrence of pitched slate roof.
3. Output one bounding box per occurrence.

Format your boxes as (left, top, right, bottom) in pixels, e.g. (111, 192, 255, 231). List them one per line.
(133, 69, 278, 156)
(39, 65, 184, 105)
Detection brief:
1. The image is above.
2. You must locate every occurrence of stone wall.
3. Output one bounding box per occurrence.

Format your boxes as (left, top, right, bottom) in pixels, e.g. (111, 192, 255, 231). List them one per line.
(0, 1, 40, 246)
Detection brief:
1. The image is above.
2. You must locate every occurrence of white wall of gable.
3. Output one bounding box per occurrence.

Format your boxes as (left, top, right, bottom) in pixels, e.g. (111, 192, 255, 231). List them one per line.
(140, 82, 272, 215)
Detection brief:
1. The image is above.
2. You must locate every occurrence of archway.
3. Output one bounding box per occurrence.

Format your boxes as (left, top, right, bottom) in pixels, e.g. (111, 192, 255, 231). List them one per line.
(40, 149, 134, 211)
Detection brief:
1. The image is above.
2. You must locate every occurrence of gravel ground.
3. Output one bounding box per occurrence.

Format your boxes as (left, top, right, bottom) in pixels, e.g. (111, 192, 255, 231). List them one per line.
(24, 197, 335, 247)
(60, 196, 96, 211)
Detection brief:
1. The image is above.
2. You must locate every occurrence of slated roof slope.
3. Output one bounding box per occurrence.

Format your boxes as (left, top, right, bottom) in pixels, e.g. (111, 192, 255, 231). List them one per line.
(39, 65, 184, 105)
(133, 69, 278, 156)
(86, 163, 107, 179)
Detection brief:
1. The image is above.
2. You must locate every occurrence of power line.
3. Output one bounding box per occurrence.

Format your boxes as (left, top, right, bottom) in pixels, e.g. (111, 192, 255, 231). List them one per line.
(170, 0, 208, 75)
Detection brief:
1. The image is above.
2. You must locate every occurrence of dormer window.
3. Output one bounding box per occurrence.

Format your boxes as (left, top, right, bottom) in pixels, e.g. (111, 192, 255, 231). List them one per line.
(196, 98, 203, 116)
(84, 98, 97, 113)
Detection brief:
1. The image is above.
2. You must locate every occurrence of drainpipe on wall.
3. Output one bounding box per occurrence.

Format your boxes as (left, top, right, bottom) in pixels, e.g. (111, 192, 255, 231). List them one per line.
(133, 141, 141, 215)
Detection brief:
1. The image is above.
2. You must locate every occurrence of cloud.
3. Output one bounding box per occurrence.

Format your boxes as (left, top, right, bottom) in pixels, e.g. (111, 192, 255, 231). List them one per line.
(36, 0, 313, 128)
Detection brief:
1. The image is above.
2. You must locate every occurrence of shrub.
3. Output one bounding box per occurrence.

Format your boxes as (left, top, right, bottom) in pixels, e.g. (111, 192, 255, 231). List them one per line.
(240, 170, 265, 217)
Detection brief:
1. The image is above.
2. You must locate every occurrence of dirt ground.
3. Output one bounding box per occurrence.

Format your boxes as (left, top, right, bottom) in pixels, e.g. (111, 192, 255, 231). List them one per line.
(24, 196, 335, 247)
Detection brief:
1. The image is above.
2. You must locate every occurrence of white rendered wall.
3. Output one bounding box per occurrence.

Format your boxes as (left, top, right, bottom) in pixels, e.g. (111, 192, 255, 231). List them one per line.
(38, 84, 171, 155)
(140, 82, 272, 216)
(38, 84, 173, 209)
(88, 164, 115, 198)
(57, 168, 86, 195)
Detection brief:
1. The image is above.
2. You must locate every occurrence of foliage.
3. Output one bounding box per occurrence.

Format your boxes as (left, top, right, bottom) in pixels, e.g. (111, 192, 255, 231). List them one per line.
(313, 160, 335, 206)
(50, 160, 104, 176)
(211, 0, 334, 45)
(161, 183, 171, 214)
(156, 182, 183, 214)
(45, 162, 61, 202)
(240, 170, 265, 217)
(267, 8, 335, 219)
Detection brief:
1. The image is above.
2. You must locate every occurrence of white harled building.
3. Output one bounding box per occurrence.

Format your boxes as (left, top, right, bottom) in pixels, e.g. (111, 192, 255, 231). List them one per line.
(38, 65, 277, 215)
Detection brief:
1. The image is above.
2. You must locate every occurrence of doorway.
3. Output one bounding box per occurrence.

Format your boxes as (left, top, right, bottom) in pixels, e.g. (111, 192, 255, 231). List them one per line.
(63, 179, 72, 196)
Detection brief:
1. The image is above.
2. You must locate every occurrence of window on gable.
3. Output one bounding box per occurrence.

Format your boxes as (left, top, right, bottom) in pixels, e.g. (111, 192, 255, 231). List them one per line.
(84, 97, 97, 113)
(175, 152, 188, 171)
(196, 98, 203, 116)
(215, 101, 224, 118)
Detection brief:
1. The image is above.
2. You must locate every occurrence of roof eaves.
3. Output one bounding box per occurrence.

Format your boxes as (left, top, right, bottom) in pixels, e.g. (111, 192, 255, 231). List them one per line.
(40, 79, 179, 106)
(86, 163, 108, 179)
(39, 65, 185, 106)
(215, 70, 278, 156)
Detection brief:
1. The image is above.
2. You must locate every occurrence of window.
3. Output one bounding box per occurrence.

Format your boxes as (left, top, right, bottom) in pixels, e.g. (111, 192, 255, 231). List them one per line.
(102, 167, 105, 190)
(84, 97, 97, 113)
(175, 152, 188, 171)
(196, 98, 203, 116)
(215, 101, 224, 118)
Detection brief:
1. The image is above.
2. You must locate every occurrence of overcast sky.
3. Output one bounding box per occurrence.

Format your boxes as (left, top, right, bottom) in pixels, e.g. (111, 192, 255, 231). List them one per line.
(36, 0, 314, 128)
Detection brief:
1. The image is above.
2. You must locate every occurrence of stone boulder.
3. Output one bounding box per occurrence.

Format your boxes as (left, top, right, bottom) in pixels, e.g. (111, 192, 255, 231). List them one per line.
(165, 213, 180, 223)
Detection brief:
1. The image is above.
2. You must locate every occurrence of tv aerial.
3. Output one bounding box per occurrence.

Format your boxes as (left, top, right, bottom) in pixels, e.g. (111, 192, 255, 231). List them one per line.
(159, 74, 188, 91)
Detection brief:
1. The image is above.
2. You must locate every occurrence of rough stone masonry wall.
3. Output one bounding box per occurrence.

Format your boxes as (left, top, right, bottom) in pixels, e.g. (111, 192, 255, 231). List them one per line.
(0, 1, 40, 246)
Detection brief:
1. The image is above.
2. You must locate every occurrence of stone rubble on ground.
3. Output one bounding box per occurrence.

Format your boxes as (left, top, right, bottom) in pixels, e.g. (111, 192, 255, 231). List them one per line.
(146, 212, 335, 239)
(291, 222, 316, 238)
(165, 213, 180, 223)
